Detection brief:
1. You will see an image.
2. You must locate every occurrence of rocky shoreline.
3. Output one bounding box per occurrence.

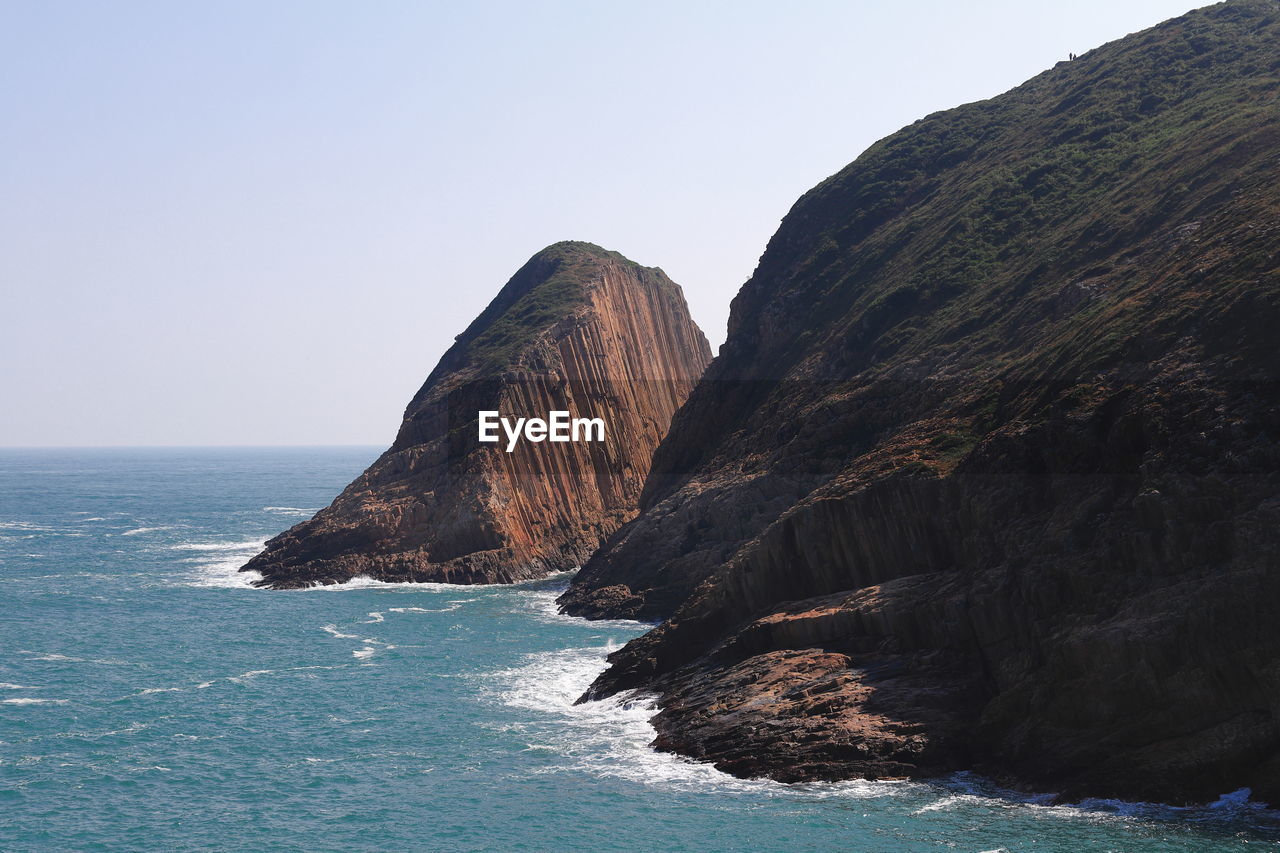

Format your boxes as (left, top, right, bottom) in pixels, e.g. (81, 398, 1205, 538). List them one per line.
(243, 0, 1280, 807)
(564, 0, 1280, 805)
(243, 242, 710, 588)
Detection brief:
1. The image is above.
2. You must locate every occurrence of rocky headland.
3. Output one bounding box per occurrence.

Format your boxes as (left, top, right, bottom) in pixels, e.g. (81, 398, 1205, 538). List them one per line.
(243, 242, 711, 588)
(562, 0, 1280, 805)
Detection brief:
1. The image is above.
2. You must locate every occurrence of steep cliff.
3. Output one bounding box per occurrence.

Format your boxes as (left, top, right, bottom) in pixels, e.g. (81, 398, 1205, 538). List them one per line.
(562, 0, 1280, 804)
(244, 242, 711, 588)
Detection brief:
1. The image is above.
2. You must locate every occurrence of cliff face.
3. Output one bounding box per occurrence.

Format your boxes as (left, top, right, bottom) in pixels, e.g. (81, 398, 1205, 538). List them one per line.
(562, 1, 1280, 804)
(243, 242, 711, 588)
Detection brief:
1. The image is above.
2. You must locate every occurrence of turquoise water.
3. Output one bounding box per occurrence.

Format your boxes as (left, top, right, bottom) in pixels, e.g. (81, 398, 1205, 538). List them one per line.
(2, 448, 1277, 852)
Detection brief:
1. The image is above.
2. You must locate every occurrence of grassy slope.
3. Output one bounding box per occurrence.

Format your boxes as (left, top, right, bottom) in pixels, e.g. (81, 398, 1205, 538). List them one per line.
(668, 0, 1280, 481)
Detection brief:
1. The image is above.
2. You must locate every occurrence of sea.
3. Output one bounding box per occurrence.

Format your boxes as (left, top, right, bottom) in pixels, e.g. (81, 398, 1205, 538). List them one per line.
(2, 447, 1277, 852)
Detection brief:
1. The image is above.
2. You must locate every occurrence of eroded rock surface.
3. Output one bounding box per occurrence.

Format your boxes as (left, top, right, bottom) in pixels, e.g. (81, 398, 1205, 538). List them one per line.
(564, 1, 1280, 804)
(244, 241, 711, 588)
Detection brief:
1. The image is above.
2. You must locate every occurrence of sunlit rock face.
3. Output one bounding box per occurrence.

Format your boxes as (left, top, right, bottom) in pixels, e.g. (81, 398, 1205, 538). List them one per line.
(563, 0, 1280, 805)
(244, 241, 711, 588)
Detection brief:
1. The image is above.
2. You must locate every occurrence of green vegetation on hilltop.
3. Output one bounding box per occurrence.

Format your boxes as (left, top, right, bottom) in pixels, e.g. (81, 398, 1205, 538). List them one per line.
(744, 0, 1280, 399)
(457, 242, 656, 374)
(409, 242, 662, 391)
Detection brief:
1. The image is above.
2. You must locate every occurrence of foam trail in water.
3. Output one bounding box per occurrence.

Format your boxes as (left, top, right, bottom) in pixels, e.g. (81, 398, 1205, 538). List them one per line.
(490, 642, 1280, 831)
(228, 670, 273, 684)
(487, 642, 908, 798)
(922, 771, 1280, 832)
(314, 575, 477, 592)
(515, 587, 645, 630)
(20, 651, 130, 665)
(168, 539, 266, 588)
(319, 623, 393, 662)
(387, 604, 462, 614)
(170, 540, 267, 552)
(0, 521, 55, 532)
(263, 506, 319, 516)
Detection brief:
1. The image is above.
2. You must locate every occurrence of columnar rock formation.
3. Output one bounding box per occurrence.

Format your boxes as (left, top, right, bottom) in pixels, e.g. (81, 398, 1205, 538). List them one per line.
(243, 242, 711, 588)
(562, 0, 1280, 805)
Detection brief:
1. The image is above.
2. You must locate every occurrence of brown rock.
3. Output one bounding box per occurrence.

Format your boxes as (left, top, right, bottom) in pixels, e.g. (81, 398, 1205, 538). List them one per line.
(242, 241, 711, 588)
(565, 1, 1280, 805)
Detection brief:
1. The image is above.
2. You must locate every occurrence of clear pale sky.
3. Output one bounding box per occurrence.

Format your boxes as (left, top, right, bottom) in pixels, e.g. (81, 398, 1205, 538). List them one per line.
(1, 0, 1203, 446)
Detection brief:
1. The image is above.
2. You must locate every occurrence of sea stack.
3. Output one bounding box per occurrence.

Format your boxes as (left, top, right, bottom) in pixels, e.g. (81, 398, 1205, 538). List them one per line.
(243, 241, 711, 588)
(563, 1, 1280, 804)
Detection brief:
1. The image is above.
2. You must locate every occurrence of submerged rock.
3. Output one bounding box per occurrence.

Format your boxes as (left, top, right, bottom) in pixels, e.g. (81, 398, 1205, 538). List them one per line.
(244, 241, 711, 588)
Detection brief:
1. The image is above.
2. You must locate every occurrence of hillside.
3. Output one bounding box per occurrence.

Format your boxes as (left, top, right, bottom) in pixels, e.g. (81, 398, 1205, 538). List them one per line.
(244, 242, 711, 588)
(562, 0, 1280, 804)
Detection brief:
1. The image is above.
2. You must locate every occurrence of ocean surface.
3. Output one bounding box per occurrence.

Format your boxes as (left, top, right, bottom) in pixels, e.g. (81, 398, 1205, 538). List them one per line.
(2, 447, 1277, 852)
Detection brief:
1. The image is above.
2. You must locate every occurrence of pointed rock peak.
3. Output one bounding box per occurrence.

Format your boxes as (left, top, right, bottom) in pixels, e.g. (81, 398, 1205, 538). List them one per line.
(242, 243, 711, 589)
(445, 241, 679, 379)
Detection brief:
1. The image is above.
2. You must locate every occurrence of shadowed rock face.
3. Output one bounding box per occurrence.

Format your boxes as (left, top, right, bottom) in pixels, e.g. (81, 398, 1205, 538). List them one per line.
(243, 241, 711, 588)
(562, 1, 1280, 805)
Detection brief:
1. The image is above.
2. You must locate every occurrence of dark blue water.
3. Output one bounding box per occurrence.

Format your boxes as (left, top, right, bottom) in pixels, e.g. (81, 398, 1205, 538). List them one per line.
(2, 448, 1277, 852)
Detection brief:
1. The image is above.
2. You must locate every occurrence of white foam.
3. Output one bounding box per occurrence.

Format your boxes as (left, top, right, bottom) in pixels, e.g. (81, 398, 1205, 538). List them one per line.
(122, 526, 171, 536)
(137, 687, 183, 695)
(64, 721, 150, 740)
(928, 773, 1280, 828)
(199, 565, 262, 588)
(0, 521, 51, 532)
(193, 664, 347, 690)
(913, 794, 967, 814)
(20, 651, 129, 665)
(486, 642, 910, 798)
(182, 560, 263, 589)
(316, 575, 473, 592)
(280, 570, 575, 594)
(170, 539, 267, 588)
(2, 698, 69, 705)
(516, 587, 645, 630)
(0, 683, 35, 690)
(228, 670, 274, 684)
(263, 506, 319, 516)
(319, 621, 394, 661)
(364, 612, 385, 623)
(170, 539, 267, 552)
